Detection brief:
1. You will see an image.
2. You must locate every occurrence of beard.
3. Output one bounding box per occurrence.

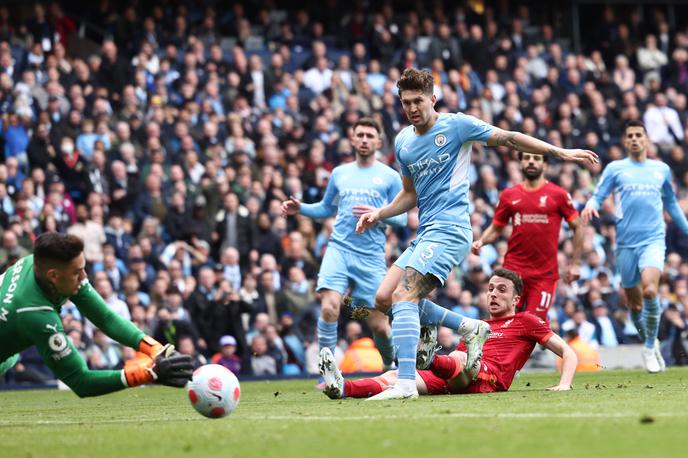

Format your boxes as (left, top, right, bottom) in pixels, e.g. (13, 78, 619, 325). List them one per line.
(522, 167, 543, 180)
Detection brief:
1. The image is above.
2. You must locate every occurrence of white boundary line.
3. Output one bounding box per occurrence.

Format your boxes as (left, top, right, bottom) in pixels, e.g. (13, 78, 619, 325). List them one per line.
(0, 411, 684, 426)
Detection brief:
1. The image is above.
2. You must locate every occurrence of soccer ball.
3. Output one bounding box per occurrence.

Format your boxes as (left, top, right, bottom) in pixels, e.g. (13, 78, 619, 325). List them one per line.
(187, 364, 241, 419)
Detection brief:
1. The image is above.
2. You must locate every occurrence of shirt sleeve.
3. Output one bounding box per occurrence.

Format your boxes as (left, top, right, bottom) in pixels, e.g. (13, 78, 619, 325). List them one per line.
(70, 279, 145, 349)
(18, 308, 127, 397)
(455, 113, 494, 144)
(394, 133, 412, 177)
(381, 170, 407, 227)
(300, 169, 339, 219)
(662, 167, 688, 235)
(587, 163, 616, 211)
(520, 313, 554, 345)
(492, 193, 512, 227)
(558, 188, 579, 223)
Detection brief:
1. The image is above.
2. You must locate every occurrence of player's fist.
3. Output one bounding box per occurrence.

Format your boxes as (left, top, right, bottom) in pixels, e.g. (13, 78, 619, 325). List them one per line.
(352, 204, 376, 218)
(356, 210, 381, 234)
(281, 195, 301, 216)
(580, 206, 599, 223)
(471, 240, 483, 255)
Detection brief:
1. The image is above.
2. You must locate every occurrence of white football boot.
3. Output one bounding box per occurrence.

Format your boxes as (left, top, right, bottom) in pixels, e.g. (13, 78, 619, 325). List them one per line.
(642, 346, 661, 374)
(416, 326, 439, 370)
(461, 320, 492, 370)
(318, 348, 344, 399)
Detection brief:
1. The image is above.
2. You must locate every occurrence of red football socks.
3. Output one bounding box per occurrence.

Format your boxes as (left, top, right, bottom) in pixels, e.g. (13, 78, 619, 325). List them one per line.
(344, 379, 384, 398)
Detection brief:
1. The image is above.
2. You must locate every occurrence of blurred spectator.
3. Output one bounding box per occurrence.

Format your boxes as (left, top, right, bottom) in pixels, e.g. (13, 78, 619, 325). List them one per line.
(212, 335, 242, 374)
(177, 335, 207, 369)
(249, 334, 277, 376)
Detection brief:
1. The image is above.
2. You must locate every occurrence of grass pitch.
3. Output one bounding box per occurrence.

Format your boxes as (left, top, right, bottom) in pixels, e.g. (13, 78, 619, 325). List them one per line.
(2, 368, 688, 458)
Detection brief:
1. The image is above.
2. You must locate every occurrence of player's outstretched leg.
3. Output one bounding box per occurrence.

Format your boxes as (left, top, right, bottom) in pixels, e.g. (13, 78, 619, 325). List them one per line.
(368, 301, 420, 401)
(418, 298, 490, 369)
(318, 348, 344, 399)
(416, 325, 439, 370)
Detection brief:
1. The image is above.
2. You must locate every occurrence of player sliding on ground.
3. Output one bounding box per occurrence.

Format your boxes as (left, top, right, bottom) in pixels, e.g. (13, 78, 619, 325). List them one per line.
(582, 120, 688, 373)
(281, 118, 406, 370)
(0, 232, 193, 397)
(318, 268, 577, 399)
(355, 67, 597, 400)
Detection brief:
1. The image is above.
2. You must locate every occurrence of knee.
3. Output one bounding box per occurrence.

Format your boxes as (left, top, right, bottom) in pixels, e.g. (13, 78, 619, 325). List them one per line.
(320, 298, 340, 322)
(391, 285, 415, 304)
(375, 291, 393, 313)
(642, 286, 658, 301)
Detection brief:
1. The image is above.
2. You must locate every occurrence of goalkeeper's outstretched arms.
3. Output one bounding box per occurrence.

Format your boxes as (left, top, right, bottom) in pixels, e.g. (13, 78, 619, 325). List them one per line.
(20, 310, 193, 397)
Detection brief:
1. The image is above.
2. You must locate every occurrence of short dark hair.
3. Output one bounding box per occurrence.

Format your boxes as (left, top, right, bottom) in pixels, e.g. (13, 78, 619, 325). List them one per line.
(352, 117, 382, 135)
(34, 232, 84, 268)
(622, 119, 647, 135)
(397, 67, 434, 96)
(491, 268, 524, 296)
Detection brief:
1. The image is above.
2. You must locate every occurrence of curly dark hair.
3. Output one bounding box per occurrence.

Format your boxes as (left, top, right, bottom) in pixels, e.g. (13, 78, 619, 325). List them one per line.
(491, 268, 524, 296)
(396, 67, 434, 96)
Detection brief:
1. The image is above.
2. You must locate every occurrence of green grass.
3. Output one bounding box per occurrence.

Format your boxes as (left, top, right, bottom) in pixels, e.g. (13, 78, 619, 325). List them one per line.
(2, 368, 688, 458)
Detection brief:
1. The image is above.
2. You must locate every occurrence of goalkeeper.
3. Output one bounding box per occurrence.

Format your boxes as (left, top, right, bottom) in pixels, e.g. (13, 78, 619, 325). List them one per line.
(0, 232, 193, 397)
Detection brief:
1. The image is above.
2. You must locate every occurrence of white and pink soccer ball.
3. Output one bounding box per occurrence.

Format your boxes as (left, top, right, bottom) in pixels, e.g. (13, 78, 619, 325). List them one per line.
(187, 364, 241, 419)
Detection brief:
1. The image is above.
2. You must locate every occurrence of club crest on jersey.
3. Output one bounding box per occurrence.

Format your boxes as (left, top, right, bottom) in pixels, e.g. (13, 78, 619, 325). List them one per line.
(653, 171, 663, 181)
(501, 319, 514, 328)
(434, 134, 447, 147)
(372, 177, 383, 185)
(539, 195, 548, 207)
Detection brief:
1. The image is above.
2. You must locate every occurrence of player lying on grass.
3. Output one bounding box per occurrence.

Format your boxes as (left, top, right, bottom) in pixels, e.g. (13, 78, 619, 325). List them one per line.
(0, 232, 193, 397)
(318, 268, 577, 399)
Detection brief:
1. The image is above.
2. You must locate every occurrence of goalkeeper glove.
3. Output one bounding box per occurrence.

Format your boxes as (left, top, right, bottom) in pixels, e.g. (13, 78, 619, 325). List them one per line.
(123, 344, 194, 388)
(138, 335, 165, 358)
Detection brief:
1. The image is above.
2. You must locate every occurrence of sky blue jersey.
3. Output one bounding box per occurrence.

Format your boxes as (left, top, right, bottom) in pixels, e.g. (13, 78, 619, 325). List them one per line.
(395, 112, 493, 233)
(300, 161, 406, 256)
(587, 157, 688, 248)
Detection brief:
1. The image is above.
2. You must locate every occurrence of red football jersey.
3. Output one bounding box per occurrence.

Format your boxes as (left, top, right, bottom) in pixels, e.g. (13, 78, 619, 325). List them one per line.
(457, 312, 554, 391)
(492, 181, 578, 280)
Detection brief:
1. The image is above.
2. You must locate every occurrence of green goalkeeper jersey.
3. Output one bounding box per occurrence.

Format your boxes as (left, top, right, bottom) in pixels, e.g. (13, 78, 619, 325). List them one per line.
(0, 255, 145, 396)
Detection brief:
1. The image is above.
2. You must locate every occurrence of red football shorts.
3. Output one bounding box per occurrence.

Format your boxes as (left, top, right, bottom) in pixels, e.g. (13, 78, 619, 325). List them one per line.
(417, 361, 501, 395)
(517, 277, 557, 320)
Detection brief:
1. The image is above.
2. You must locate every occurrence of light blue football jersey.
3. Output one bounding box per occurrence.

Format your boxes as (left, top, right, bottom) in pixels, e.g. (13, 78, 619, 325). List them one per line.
(588, 158, 679, 248)
(394, 112, 493, 234)
(300, 161, 406, 255)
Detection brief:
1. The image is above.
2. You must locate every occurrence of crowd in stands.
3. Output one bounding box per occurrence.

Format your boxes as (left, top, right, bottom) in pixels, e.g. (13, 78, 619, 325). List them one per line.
(1, 1, 688, 384)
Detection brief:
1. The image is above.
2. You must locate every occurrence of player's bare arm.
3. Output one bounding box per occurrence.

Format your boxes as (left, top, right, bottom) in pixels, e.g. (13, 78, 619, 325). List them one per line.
(471, 223, 505, 255)
(543, 333, 578, 391)
(567, 217, 584, 283)
(487, 127, 599, 166)
(356, 176, 416, 234)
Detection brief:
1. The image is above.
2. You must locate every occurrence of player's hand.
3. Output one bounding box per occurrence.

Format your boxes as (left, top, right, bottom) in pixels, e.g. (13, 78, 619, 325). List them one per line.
(356, 210, 381, 234)
(566, 264, 581, 283)
(580, 205, 599, 223)
(281, 195, 301, 216)
(556, 149, 599, 167)
(547, 384, 572, 391)
(471, 240, 483, 255)
(352, 204, 376, 218)
(153, 344, 194, 388)
(138, 335, 165, 358)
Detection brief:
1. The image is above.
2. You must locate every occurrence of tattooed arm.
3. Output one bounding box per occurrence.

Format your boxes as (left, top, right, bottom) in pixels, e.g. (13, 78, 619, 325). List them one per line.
(486, 127, 598, 166)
